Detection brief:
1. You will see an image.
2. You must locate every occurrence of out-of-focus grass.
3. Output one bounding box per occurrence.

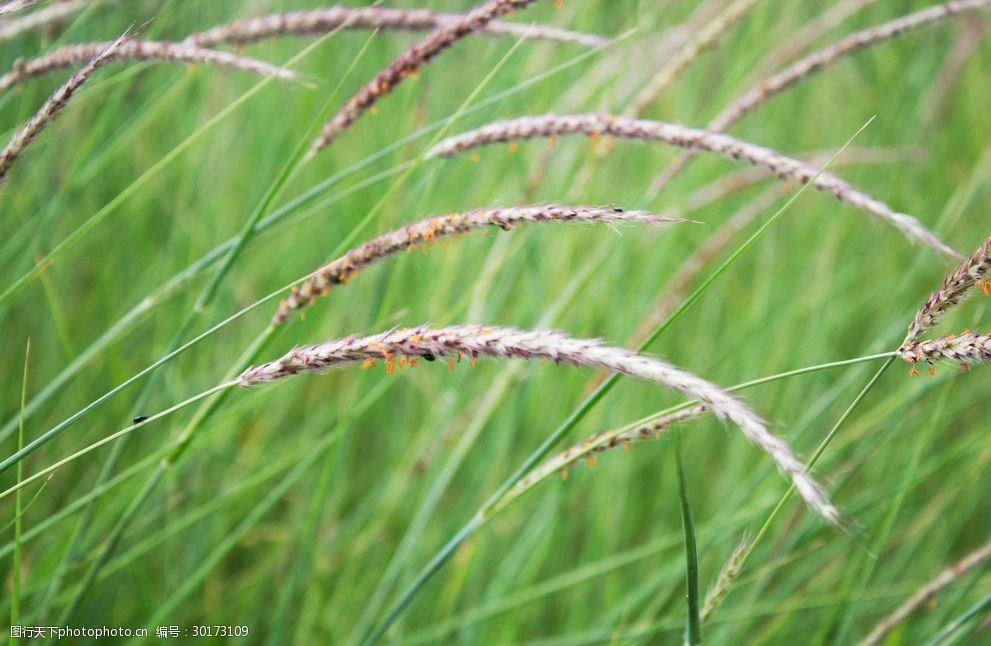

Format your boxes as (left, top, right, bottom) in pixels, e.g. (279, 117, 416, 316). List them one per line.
(1, 1, 990, 643)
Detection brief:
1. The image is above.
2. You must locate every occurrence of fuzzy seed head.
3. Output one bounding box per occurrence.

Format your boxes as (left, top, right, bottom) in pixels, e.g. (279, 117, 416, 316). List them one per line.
(429, 113, 958, 259)
(0, 33, 127, 183)
(0, 39, 299, 92)
(271, 205, 683, 326)
(899, 331, 991, 367)
(309, 0, 541, 153)
(184, 7, 606, 49)
(902, 235, 991, 346)
(240, 324, 841, 526)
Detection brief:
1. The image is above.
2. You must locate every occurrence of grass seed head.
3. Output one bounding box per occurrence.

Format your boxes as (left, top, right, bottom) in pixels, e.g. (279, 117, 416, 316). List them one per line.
(429, 114, 959, 259)
(239, 325, 841, 526)
(271, 205, 684, 326)
(309, 0, 541, 154)
(0, 33, 128, 183)
(0, 39, 299, 93)
(903, 235, 991, 346)
(184, 7, 606, 49)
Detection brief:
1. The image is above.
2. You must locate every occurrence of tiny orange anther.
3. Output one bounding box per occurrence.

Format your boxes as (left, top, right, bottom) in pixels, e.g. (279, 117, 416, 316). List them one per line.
(909, 367, 921, 377)
(469, 153, 481, 163)
(560, 469, 569, 481)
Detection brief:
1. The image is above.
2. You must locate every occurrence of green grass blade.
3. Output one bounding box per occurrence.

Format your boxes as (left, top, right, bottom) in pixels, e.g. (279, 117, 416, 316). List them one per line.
(9, 340, 29, 645)
(675, 430, 703, 645)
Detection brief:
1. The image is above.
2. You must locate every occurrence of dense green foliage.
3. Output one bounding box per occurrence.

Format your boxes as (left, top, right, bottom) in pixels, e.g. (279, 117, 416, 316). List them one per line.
(2, 1, 990, 643)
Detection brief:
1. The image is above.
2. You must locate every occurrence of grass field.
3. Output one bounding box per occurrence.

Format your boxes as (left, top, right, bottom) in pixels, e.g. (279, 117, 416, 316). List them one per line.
(2, 1, 991, 643)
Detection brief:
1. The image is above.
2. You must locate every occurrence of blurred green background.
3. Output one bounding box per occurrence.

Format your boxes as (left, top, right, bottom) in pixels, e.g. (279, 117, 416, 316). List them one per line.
(2, 0, 991, 643)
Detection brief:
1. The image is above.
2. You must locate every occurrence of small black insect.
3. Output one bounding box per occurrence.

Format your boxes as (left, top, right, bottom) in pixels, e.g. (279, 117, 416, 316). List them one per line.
(422, 352, 436, 362)
(132, 415, 149, 424)
(612, 207, 624, 213)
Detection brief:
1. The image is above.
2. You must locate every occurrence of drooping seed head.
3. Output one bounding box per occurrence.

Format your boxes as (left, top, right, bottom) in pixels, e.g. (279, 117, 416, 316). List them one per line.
(510, 404, 709, 492)
(0, 33, 127, 183)
(651, 0, 991, 192)
(0, 39, 299, 93)
(709, 0, 991, 135)
(429, 114, 959, 259)
(240, 324, 841, 526)
(859, 539, 991, 646)
(272, 205, 684, 326)
(184, 7, 607, 49)
(309, 0, 542, 154)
